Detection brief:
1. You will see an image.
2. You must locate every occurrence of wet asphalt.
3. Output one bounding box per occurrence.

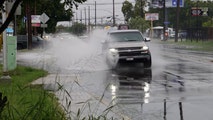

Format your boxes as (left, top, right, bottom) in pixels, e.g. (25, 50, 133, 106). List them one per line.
(14, 38, 213, 120)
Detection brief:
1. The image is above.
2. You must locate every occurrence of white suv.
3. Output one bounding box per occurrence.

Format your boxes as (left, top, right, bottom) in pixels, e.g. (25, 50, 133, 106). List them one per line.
(102, 29, 152, 68)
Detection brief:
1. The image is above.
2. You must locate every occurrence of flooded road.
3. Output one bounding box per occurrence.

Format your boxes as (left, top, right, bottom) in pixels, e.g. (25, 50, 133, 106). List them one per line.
(18, 32, 213, 120)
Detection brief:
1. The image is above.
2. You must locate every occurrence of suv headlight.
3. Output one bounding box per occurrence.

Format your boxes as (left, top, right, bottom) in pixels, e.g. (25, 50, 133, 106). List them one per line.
(142, 46, 149, 50)
(109, 48, 118, 54)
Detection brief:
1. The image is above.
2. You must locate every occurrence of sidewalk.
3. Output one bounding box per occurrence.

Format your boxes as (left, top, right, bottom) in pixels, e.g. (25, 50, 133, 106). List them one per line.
(31, 74, 129, 119)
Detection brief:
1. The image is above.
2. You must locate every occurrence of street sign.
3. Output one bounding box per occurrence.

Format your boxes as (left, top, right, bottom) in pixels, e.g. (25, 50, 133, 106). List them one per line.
(191, 9, 202, 16)
(31, 15, 41, 23)
(145, 13, 159, 21)
(41, 24, 48, 28)
(172, 0, 183, 7)
(164, 21, 170, 25)
(191, 7, 208, 16)
(40, 13, 49, 24)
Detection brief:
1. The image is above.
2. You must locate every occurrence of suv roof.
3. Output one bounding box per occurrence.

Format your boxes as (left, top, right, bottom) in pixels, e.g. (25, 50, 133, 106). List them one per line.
(108, 29, 140, 33)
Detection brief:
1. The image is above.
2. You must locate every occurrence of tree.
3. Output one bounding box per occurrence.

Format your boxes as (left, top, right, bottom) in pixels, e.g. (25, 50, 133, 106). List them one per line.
(134, 0, 146, 18)
(122, 1, 134, 23)
(0, 0, 87, 34)
(128, 16, 149, 33)
(30, 0, 73, 33)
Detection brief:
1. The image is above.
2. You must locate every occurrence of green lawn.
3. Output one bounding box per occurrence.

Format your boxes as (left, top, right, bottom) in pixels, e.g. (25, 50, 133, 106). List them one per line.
(0, 65, 66, 120)
(163, 40, 213, 51)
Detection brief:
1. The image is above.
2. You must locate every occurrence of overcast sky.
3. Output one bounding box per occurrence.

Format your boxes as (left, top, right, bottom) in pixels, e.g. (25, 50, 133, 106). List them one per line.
(73, 0, 135, 24)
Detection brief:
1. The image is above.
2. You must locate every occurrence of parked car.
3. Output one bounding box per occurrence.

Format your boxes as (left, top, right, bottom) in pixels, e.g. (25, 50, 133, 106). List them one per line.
(102, 29, 152, 69)
(17, 35, 45, 49)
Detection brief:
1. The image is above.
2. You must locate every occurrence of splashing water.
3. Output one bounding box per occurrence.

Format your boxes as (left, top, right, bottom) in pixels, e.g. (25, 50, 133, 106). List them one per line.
(17, 29, 109, 73)
(17, 29, 170, 74)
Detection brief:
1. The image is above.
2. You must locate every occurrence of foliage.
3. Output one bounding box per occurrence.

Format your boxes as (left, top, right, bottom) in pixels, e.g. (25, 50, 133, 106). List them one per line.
(133, 0, 146, 18)
(0, 65, 67, 120)
(163, 40, 213, 51)
(122, 1, 134, 23)
(69, 22, 87, 36)
(0, 0, 87, 34)
(202, 20, 213, 27)
(0, 92, 7, 117)
(121, 0, 149, 32)
(128, 16, 150, 33)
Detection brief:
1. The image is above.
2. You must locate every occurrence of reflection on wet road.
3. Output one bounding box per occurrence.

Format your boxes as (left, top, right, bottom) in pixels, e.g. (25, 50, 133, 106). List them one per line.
(20, 35, 213, 120)
(76, 47, 213, 120)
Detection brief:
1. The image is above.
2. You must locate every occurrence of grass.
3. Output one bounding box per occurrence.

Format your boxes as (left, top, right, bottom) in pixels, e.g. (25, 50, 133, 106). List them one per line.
(0, 65, 66, 120)
(163, 39, 213, 51)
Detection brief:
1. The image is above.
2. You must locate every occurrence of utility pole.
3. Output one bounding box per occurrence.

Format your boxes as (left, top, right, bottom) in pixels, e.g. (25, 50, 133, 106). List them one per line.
(76, 12, 78, 22)
(34, 0, 37, 36)
(95, 1, 97, 27)
(175, 0, 180, 42)
(80, 10, 82, 23)
(88, 6, 90, 32)
(112, 0, 115, 26)
(163, 0, 166, 41)
(1, 1, 10, 80)
(26, 0, 32, 49)
(84, 7, 87, 25)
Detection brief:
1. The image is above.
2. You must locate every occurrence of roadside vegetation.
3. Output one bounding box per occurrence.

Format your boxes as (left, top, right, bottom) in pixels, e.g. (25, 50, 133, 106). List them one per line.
(0, 65, 116, 120)
(0, 65, 66, 120)
(162, 39, 213, 51)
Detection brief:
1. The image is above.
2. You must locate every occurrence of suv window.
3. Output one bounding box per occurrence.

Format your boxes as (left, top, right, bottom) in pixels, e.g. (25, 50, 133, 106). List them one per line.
(109, 32, 144, 42)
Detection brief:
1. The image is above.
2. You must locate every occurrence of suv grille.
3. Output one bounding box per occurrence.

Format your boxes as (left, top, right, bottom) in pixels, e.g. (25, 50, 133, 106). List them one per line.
(117, 47, 148, 57)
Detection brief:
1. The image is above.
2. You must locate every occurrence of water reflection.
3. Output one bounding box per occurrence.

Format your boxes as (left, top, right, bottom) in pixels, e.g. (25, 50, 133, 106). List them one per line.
(163, 99, 184, 120)
(106, 66, 152, 105)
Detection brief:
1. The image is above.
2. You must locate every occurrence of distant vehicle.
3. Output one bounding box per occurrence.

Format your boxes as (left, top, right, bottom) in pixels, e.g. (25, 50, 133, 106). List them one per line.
(17, 35, 45, 49)
(169, 31, 175, 38)
(117, 24, 130, 30)
(102, 29, 152, 69)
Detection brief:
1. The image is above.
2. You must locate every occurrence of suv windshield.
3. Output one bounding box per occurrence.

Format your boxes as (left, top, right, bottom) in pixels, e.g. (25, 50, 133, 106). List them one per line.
(109, 32, 144, 42)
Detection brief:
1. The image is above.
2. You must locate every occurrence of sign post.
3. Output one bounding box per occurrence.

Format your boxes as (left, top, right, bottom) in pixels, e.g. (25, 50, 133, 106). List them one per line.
(191, 7, 208, 16)
(40, 13, 49, 37)
(145, 13, 159, 38)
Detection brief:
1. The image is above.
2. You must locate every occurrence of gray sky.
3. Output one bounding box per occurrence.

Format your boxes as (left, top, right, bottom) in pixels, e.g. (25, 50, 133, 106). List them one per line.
(74, 0, 135, 24)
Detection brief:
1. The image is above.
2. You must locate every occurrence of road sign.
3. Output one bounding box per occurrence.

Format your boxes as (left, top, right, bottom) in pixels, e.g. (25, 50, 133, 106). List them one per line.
(164, 21, 170, 25)
(40, 13, 49, 24)
(41, 24, 48, 28)
(191, 7, 208, 16)
(145, 13, 159, 21)
(172, 0, 183, 7)
(31, 15, 41, 23)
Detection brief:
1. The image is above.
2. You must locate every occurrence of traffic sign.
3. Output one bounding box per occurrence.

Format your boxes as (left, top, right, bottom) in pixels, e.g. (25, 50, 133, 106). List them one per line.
(191, 7, 208, 16)
(164, 21, 170, 25)
(145, 13, 159, 21)
(172, 0, 183, 6)
(191, 9, 202, 16)
(40, 13, 49, 24)
(41, 24, 48, 28)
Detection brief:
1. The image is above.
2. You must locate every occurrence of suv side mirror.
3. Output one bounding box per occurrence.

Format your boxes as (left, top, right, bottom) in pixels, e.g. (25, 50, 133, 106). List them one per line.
(145, 37, 151, 42)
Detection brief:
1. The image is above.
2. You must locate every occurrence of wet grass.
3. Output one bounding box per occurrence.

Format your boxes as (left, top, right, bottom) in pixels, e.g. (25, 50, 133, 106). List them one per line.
(0, 65, 117, 120)
(0, 65, 66, 120)
(162, 39, 213, 51)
